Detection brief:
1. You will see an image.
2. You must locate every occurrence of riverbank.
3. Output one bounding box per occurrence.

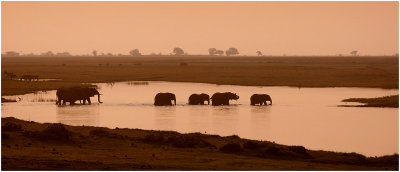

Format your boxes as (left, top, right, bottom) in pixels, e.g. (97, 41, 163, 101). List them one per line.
(2, 56, 398, 96)
(342, 95, 399, 107)
(1, 117, 398, 170)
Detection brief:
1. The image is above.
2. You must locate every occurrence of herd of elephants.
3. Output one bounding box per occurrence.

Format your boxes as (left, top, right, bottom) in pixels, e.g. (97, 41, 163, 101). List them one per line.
(55, 86, 273, 106)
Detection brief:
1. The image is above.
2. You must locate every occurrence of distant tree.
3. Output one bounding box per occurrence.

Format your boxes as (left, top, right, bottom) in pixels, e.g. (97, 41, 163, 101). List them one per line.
(173, 47, 185, 55)
(129, 49, 141, 56)
(107, 53, 113, 56)
(93, 50, 97, 56)
(5, 51, 20, 56)
(55, 52, 71, 56)
(24, 53, 35, 56)
(226, 48, 239, 56)
(256, 51, 263, 56)
(350, 50, 358, 56)
(208, 48, 217, 55)
(216, 50, 224, 56)
(41, 51, 54, 56)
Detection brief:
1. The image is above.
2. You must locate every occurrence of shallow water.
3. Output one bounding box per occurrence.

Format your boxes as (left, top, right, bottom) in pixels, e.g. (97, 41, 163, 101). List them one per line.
(2, 81, 398, 156)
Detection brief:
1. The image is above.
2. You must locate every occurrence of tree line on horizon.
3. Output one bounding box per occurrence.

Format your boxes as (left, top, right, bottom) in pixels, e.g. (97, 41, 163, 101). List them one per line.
(2, 48, 395, 57)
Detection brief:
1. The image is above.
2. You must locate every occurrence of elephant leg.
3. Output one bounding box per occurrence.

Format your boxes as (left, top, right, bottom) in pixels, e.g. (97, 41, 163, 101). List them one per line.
(264, 101, 267, 105)
(83, 99, 86, 105)
(87, 98, 91, 104)
(62, 100, 66, 105)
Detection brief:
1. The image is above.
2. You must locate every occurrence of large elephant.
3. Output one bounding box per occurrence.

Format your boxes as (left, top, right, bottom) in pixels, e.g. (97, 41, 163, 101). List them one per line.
(154, 93, 176, 106)
(250, 94, 272, 105)
(56, 86, 103, 105)
(211, 92, 239, 106)
(188, 93, 210, 105)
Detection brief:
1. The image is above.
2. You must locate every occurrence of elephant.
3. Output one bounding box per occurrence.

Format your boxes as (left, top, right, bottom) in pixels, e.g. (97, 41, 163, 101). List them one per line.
(154, 93, 176, 106)
(56, 86, 103, 105)
(188, 93, 210, 105)
(250, 94, 272, 106)
(210, 92, 239, 106)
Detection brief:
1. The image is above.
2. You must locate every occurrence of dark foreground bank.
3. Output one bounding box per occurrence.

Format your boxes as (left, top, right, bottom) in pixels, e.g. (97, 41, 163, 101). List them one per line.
(1, 117, 398, 170)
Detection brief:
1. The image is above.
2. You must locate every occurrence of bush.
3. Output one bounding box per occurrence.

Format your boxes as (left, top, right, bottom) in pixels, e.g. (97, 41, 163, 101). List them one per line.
(89, 129, 110, 137)
(289, 146, 307, 155)
(2, 122, 22, 132)
(40, 124, 72, 142)
(142, 134, 165, 144)
(167, 135, 215, 148)
(219, 142, 242, 153)
(243, 141, 265, 150)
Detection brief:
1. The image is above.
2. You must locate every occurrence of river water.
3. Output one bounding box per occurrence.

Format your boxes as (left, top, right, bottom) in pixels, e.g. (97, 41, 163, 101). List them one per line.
(1, 81, 398, 156)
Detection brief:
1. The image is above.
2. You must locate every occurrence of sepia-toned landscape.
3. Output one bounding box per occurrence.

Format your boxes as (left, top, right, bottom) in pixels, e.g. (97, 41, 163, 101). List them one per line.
(1, 1, 399, 171)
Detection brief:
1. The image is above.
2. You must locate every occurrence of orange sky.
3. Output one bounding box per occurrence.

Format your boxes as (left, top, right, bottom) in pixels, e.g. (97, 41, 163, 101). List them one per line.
(1, 1, 399, 56)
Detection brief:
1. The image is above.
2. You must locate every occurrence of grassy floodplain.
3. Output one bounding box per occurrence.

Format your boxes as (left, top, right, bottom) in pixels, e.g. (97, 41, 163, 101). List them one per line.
(1, 117, 398, 170)
(2, 55, 399, 96)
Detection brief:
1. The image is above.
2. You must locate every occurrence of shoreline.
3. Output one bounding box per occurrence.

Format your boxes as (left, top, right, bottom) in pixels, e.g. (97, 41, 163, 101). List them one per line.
(341, 95, 399, 108)
(1, 117, 398, 170)
(2, 79, 399, 97)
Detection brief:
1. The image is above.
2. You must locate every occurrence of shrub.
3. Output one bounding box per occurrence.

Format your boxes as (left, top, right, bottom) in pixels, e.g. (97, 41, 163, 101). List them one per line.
(2, 122, 22, 132)
(243, 141, 265, 150)
(142, 134, 165, 144)
(89, 129, 110, 137)
(289, 146, 307, 154)
(167, 135, 215, 148)
(40, 124, 72, 142)
(219, 142, 242, 153)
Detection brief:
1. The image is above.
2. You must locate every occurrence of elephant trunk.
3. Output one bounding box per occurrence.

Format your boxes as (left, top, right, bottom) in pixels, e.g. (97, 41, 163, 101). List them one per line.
(270, 98, 272, 105)
(97, 94, 103, 103)
(174, 98, 176, 105)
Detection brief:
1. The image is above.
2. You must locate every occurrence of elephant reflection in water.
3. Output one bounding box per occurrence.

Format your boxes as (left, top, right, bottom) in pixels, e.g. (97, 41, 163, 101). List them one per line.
(188, 93, 210, 105)
(250, 94, 272, 106)
(56, 86, 103, 105)
(211, 92, 239, 106)
(154, 93, 176, 106)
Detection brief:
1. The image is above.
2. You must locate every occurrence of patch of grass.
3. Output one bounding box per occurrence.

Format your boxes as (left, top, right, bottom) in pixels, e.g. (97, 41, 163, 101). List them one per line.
(342, 95, 399, 107)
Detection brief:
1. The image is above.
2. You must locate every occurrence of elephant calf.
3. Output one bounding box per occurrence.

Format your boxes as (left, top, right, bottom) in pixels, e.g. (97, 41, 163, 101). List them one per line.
(154, 93, 176, 106)
(211, 92, 239, 106)
(188, 93, 210, 105)
(250, 94, 272, 106)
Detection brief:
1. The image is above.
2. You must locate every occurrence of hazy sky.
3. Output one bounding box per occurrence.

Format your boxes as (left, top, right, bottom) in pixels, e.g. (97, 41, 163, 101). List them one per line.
(2, 1, 399, 56)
